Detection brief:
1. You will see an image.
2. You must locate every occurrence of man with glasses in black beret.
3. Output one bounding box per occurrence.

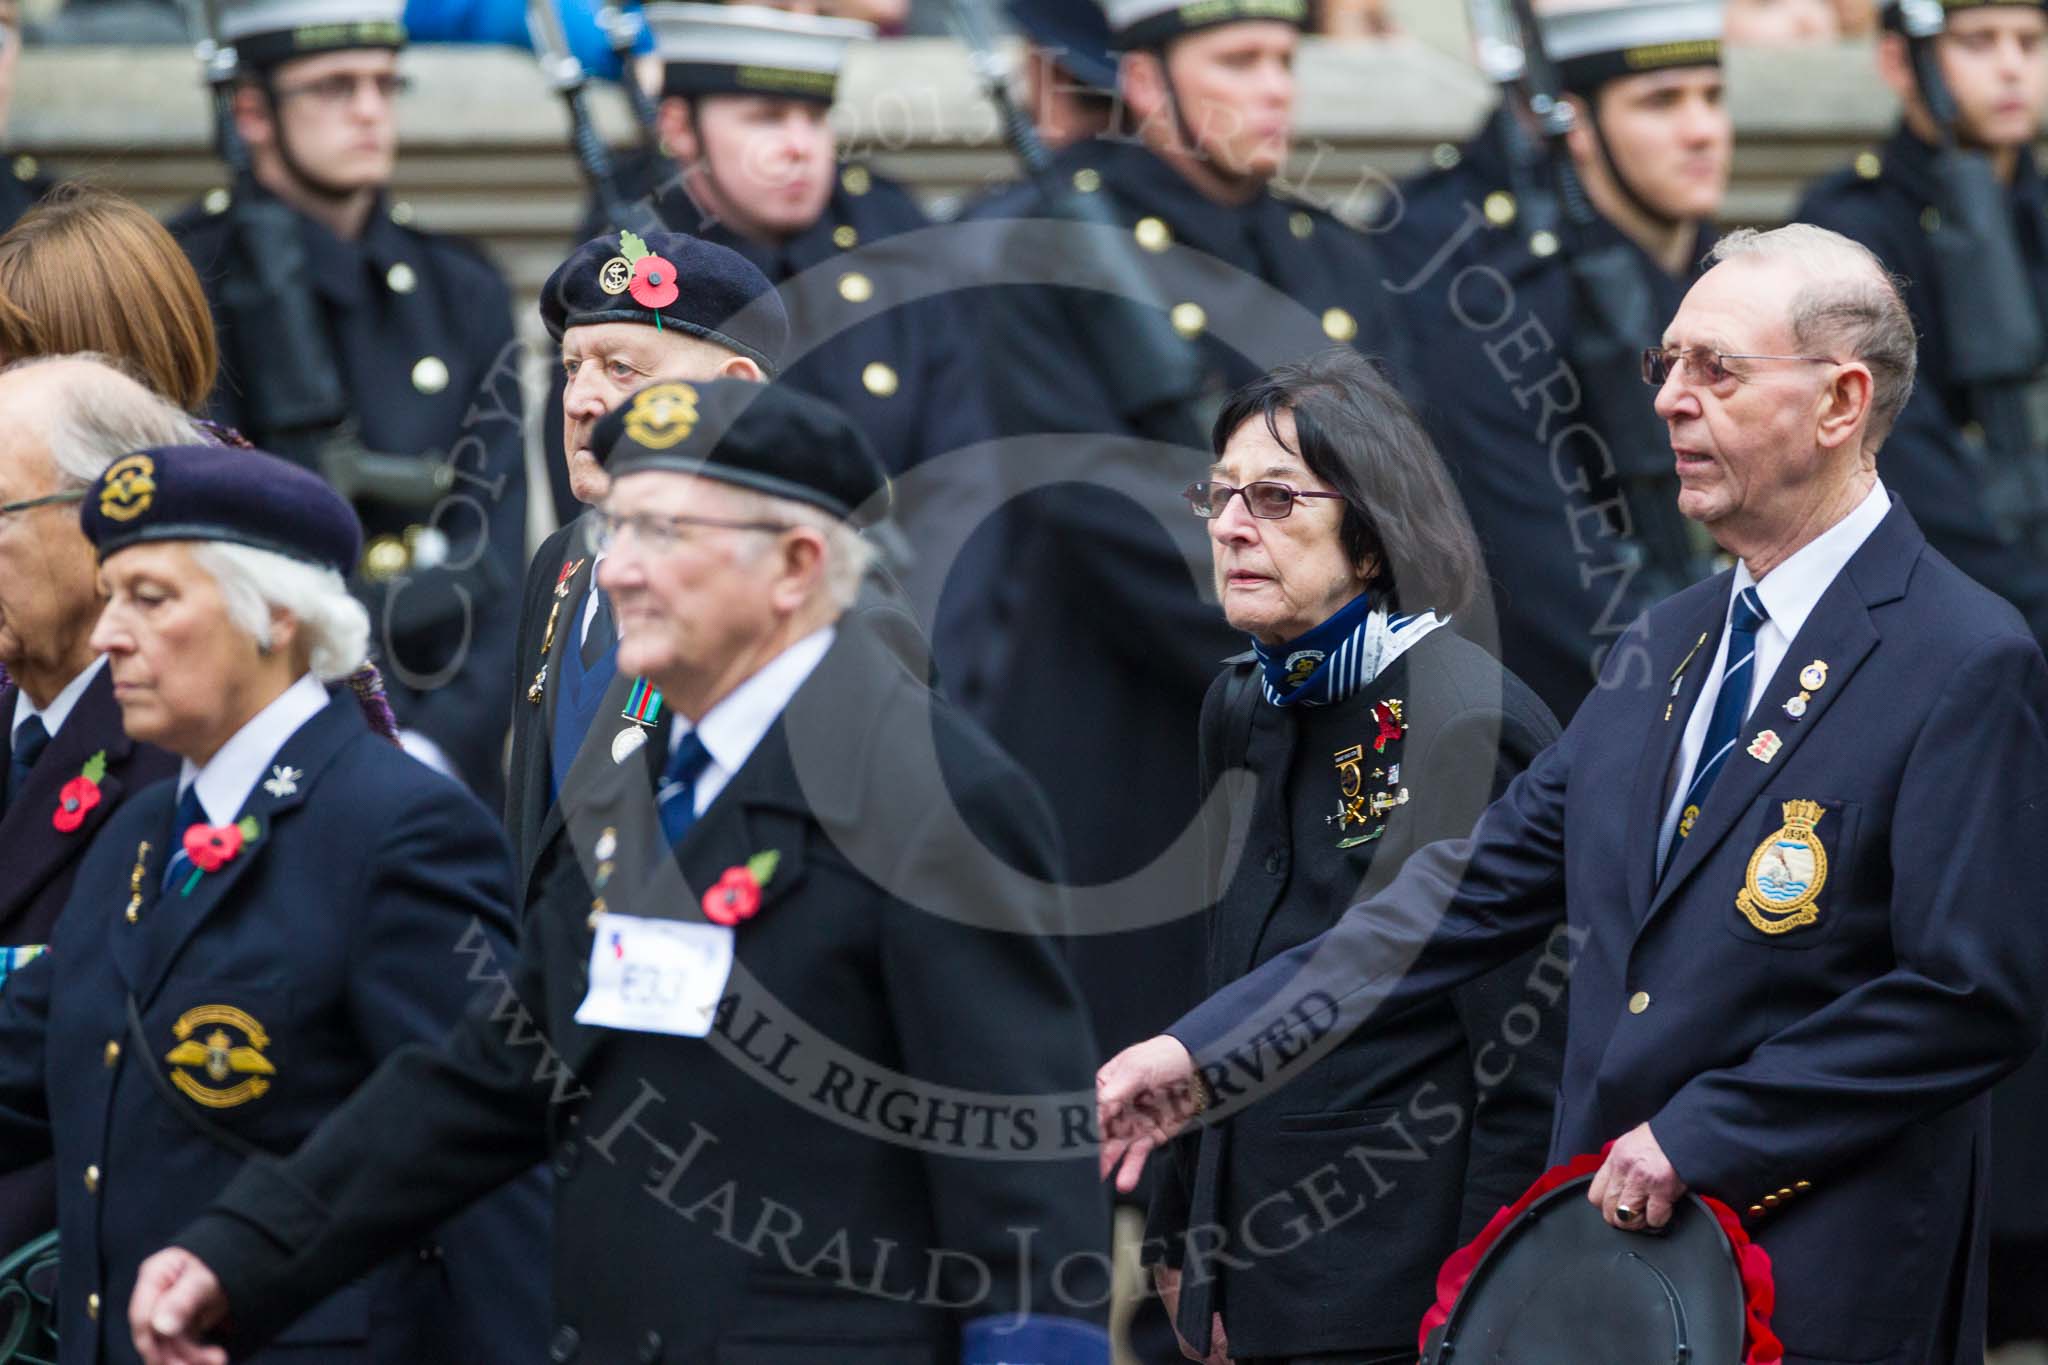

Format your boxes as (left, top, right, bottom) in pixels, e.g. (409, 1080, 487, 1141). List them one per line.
(131, 378, 1115, 1365)
(167, 0, 526, 808)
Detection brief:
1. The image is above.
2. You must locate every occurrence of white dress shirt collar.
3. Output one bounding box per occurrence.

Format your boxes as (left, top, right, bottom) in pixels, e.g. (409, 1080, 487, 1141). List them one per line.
(667, 626, 836, 817)
(178, 672, 331, 826)
(11, 656, 108, 744)
(1733, 478, 1893, 646)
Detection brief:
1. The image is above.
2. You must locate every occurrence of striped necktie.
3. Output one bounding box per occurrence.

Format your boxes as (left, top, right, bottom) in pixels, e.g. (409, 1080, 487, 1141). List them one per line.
(1665, 586, 1769, 873)
(657, 732, 713, 847)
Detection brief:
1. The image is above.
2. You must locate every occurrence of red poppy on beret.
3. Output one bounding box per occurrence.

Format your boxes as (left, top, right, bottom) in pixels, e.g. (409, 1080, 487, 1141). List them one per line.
(630, 254, 681, 310)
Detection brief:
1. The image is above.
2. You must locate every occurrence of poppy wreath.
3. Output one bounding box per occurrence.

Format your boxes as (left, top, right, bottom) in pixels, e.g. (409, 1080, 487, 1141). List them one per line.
(1416, 1145, 1783, 1365)
(52, 751, 107, 833)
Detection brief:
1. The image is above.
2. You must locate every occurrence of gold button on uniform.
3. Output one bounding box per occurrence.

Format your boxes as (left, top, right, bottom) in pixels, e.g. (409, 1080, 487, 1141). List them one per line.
(386, 262, 418, 294)
(103, 1040, 120, 1068)
(203, 187, 232, 216)
(1322, 307, 1357, 343)
(1795, 1180, 1811, 1191)
(84, 1165, 99, 1194)
(1922, 206, 1942, 233)
(1072, 167, 1101, 194)
(1169, 302, 1206, 339)
(363, 535, 411, 582)
(1289, 211, 1314, 240)
(1483, 190, 1517, 228)
(837, 272, 874, 304)
(411, 356, 449, 395)
(1763, 1194, 1780, 1207)
(12, 154, 37, 182)
(832, 224, 858, 249)
(1748, 1203, 1764, 1217)
(87, 1293, 100, 1321)
(1854, 151, 1882, 180)
(390, 200, 416, 226)
(1627, 990, 1650, 1014)
(861, 362, 898, 397)
(841, 165, 871, 196)
(1431, 142, 1461, 171)
(1134, 217, 1172, 253)
(1530, 231, 1561, 258)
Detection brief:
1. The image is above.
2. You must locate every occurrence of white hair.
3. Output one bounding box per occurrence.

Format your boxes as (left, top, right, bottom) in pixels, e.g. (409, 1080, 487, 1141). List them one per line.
(1708, 224, 1919, 447)
(0, 353, 204, 487)
(188, 542, 370, 682)
(732, 487, 878, 610)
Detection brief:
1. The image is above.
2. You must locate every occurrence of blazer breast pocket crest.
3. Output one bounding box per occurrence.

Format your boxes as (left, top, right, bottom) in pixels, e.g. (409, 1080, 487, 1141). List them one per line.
(1736, 799, 1830, 935)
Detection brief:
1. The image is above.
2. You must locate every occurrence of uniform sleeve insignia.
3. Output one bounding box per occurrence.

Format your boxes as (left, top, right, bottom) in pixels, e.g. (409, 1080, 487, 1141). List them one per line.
(99, 454, 157, 523)
(1736, 800, 1829, 935)
(165, 1004, 275, 1108)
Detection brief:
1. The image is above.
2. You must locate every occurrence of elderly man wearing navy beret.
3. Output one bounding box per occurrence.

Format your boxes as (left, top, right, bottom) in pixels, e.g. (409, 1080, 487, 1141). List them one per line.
(130, 379, 1114, 1365)
(507, 227, 789, 908)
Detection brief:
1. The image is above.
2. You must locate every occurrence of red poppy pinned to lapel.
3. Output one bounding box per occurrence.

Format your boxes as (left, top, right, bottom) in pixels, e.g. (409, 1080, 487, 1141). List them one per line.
(52, 750, 107, 833)
(178, 816, 262, 895)
(1372, 699, 1406, 753)
(702, 850, 780, 927)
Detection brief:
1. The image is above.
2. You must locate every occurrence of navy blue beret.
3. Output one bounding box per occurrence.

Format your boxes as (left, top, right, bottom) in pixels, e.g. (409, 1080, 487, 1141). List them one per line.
(81, 444, 363, 575)
(540, 229, 789, 375)
(593, 379, 891, 527)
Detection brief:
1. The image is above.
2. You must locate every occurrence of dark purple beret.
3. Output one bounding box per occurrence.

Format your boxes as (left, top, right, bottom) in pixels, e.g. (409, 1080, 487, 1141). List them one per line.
(593, 378, 891, 527)
(81, 444, 363, 575)
(540, 229, 788, 375)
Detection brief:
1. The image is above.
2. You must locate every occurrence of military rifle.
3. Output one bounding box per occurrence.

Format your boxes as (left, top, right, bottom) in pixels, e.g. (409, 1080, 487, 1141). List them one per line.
(1501, 0, 1716, 601)
(530, 0, 666, 238)
(1897, 0, 2048, 550)
(947, 0, 1216, 448)
(184, 0, 452, 514)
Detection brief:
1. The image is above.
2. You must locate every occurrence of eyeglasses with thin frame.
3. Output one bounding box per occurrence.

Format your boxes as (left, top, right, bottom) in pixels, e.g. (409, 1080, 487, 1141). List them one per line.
(589, 508, 793, 557)
(273, 72, 413, 107)
(1642, 345, 1840, 387)
(0, 488, 85, 528)
(1183, 480, 1347, 520)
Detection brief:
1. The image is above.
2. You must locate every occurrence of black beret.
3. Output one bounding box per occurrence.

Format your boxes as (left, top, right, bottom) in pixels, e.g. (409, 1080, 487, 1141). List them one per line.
(593, 379, 891, 527)
(540, 229, 788, 375)
(81, 444, 363, 575)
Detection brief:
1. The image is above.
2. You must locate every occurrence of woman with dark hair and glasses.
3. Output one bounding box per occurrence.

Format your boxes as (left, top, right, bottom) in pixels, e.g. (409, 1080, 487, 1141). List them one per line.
(1144, 349, 1566, 1365)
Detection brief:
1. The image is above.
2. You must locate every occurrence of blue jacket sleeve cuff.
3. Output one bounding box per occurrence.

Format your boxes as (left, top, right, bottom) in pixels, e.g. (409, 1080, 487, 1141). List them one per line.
(961, 1314, 1111, 1365)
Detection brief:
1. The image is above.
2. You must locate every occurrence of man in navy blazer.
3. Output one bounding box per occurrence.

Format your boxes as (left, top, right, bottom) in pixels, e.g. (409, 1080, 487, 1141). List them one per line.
(0, 360, 191, 1255)
(1098, 224, 2048, 1365)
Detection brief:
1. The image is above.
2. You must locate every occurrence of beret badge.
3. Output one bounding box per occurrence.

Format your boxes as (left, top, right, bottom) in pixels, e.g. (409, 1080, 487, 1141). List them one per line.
(598, 254, 633, 297)
(609, 230, 681, 315)
(100, 454, 157, 523)
(624, 382, 701, 451)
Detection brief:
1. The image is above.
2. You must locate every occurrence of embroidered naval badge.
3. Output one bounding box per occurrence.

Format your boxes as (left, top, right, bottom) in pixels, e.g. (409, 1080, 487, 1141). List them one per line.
(164, 1004, 276, 1108)
(1332, 743, 1373, 846)
(1747, 730, 1783, 764)
(262, 765, 302, 799)
(1282, 650, 1324, 688)
(1736, 800, 1829, 935)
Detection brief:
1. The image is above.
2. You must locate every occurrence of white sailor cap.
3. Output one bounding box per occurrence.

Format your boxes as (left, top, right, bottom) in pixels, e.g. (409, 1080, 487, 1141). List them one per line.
(645, 3, 873, 104)
(1543, 0, 1723, 95)
(219, 0, 405, 68)
(1880, 0, 2048, 32)
(1098, 0, 1307, 52)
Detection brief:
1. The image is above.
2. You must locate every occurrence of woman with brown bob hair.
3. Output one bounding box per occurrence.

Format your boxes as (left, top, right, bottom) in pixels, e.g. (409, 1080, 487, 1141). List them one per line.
(0, 184, 218, 412)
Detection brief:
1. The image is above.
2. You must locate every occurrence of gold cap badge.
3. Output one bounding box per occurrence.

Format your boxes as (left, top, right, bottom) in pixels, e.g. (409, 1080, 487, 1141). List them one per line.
(99, 454, 157, 523)
(624, 382, 700, 449)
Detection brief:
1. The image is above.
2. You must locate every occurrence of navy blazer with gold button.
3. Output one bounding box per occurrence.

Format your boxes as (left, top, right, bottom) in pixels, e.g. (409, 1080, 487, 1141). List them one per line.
(0, 692, 549, 1364)
(1172, 501, 2048, 1365)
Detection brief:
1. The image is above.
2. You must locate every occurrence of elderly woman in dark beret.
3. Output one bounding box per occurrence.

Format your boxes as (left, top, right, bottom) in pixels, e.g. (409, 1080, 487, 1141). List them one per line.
(0, 443, 547, 1364)
(1144, 350, 1568, 1365)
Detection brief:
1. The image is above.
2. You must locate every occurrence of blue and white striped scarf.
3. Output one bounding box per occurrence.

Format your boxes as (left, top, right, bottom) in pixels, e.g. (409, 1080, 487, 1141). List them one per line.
(1251, 592, 1450, 707)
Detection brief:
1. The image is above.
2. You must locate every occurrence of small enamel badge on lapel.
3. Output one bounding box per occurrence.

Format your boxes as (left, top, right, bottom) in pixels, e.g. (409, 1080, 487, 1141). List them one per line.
(125, 840, 151, 923)
(1799, 660, 1829, 691)
(528, 558, 588, 706)
(1748, 730, 1784, 764)
(262, 765, 301, 799)
(1666, 631, 1710, 722)
(587, 826, 619, 929)
(1782, 692, 1810, 721)
(1330, 743, 1376, 847)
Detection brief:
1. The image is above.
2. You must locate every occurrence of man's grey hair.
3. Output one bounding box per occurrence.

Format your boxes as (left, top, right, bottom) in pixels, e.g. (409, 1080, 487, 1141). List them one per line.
(731, 487, 878, 610)
(0, 353, 203, 487)
(1708, 225, 1918, 449)
(189, 542, 371, 683)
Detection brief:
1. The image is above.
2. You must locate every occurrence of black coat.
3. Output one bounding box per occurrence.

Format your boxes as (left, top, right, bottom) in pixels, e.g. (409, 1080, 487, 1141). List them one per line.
(174, 617, 1113, 1364)
(0, 692, 550, 1364)
(0, 153, 53, 234)
(168, 190, 527, 803)
(0, 672, 177, 1255)
(1377, 107, 1715, 727)
(1147, 629, 1565, 1356)
(1174, 503, 2048, 1365)
(964, 136, 1413, 1077)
